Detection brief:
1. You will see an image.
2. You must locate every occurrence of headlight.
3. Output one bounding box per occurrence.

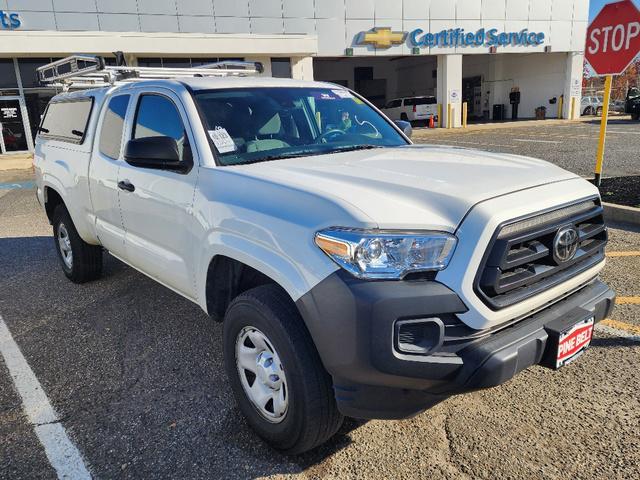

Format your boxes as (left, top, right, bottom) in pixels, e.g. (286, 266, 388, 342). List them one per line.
(315, 228, 457, 280)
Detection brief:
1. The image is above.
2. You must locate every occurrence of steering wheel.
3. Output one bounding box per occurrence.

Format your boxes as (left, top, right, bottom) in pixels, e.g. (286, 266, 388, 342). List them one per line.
(317, 129, 347, 143)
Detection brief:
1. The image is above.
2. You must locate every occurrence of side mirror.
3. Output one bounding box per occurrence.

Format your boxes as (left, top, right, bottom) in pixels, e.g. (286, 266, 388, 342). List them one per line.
(393, 120, 412, 139)
(124, 136, 187, 172)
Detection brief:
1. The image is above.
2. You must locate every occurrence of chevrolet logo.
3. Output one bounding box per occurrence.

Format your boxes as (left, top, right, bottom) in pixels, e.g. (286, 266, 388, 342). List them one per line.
(360, 27, 406, 49)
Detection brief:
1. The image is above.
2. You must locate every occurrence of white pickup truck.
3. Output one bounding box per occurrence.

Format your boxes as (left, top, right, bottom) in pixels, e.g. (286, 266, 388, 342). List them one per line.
(34, 56, 614, 454)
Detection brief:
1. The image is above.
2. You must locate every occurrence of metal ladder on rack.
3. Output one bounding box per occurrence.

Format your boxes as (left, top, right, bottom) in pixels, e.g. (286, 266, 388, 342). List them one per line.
(36, 54, 265, 91)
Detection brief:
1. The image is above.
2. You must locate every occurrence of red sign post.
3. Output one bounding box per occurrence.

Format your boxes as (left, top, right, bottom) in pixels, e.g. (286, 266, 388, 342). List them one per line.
(585, 0, 640, 185)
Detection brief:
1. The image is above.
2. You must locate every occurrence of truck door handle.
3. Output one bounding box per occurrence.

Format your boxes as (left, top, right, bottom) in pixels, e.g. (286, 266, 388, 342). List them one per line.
(117, 180, 135, 192)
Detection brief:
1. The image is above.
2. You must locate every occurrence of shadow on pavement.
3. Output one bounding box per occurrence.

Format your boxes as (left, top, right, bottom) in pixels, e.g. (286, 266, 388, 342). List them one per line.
(0, 235, 359, 479)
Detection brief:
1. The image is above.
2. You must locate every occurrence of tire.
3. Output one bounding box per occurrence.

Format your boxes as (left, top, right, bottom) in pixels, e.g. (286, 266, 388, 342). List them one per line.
(400, 113, 409, 121)
(52, 204, 103, 283)
(223, 284, 343, 454)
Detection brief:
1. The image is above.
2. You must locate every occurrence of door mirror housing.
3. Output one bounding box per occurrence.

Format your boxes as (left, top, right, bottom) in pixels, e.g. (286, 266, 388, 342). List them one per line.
(124, 136, 188, 172)
(393, 120, 412, 139)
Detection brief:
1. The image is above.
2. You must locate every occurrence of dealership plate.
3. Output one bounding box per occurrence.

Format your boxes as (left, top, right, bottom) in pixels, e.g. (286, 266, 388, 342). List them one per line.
(556, 317, 594, 368)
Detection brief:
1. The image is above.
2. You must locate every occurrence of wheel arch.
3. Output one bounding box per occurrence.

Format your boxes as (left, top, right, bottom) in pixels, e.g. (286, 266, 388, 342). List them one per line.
(200, 237, 332, 321)
(43, 185, 65, 224)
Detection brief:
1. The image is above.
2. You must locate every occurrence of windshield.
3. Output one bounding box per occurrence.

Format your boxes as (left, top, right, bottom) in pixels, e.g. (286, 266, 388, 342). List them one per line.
(194, 87, 408, 165)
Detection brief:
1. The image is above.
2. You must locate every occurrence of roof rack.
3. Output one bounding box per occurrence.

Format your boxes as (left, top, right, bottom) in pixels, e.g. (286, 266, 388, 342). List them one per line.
(37, 54, 265, 90)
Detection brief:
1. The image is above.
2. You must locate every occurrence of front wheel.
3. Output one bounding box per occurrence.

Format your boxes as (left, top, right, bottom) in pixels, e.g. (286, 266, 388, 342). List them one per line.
(223, 284, 343, 454)
(52, 205, 103, 283)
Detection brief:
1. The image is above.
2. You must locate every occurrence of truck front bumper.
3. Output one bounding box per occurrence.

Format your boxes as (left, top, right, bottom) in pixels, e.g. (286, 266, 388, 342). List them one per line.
(296, 271, 615, 419)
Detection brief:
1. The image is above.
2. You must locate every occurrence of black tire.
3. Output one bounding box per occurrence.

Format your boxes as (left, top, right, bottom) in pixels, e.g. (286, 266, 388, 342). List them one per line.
(400, 112, 409, 121)
(52, 204, 103, 283)
(223, 284, 343, 454)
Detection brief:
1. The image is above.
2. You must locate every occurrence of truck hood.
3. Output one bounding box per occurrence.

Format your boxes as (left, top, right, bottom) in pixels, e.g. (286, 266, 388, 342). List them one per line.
(231, 145, 579, 232)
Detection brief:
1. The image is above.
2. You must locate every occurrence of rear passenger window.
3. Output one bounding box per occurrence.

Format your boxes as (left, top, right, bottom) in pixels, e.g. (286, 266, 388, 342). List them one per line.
(404, 97, 436, 106)
(39, 98, 93, 144)
(133, 94, 190, 161)
(386, 100, 401, 108)
(99, 95, 130, 159)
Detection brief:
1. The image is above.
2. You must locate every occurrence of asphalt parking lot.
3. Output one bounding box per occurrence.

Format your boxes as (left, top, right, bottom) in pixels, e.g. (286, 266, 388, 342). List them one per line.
(413, 118, 639, 178)
(1, 157, 639, 479)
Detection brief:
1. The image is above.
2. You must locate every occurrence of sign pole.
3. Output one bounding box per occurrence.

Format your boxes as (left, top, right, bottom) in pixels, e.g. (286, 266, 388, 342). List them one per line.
(594, 74, 612, 187)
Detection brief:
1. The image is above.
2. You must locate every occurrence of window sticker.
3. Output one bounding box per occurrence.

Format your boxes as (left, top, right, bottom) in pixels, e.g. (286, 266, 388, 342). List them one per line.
(310, 91, 337, 100)
(208, 127, 236, 153)
(331, 89, 353, 99)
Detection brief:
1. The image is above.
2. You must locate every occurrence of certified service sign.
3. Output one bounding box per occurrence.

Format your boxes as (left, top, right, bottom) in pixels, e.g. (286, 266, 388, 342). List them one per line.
(357, 26, 545, 49)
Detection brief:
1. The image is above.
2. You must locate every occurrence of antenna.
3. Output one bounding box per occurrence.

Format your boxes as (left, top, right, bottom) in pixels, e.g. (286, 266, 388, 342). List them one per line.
(37, 54, 265, 90)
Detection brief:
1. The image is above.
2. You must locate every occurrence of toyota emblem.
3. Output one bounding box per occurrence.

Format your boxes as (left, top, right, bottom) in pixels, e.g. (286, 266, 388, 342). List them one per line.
(553, 225, 579, 264)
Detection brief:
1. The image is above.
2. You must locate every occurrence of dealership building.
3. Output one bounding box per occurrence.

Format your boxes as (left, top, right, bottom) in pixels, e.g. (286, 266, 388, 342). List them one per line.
(0, 0, 588, 156)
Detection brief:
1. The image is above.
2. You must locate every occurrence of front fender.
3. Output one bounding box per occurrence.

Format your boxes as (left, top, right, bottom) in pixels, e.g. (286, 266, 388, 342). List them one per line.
(196, 229, 338, 313)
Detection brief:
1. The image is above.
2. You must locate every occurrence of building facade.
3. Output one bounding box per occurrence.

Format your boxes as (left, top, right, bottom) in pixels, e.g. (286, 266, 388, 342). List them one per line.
(0, 0, 587, 155)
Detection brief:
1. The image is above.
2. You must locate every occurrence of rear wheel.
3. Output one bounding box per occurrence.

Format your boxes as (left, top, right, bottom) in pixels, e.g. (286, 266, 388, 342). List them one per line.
(400, 112, 409, 121)
(52, 205, 103, 283)
(223, 284, 343, 454)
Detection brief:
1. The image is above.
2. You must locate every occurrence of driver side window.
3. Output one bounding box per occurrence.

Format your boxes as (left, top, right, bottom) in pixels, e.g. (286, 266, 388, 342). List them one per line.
(133, 94, 191, 162)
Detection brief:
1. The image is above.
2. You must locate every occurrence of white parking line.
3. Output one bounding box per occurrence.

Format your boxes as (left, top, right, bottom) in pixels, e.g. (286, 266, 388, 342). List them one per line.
(0, 316, 92, 479)
(513, 138, 562, 144)
(606, 129, 640, 135)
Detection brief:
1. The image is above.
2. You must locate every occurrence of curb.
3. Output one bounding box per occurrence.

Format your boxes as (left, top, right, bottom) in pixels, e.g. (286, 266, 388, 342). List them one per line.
(411, 115, 631, 137)
(0, 154, 33, 172)
(603, 202, 640, 226)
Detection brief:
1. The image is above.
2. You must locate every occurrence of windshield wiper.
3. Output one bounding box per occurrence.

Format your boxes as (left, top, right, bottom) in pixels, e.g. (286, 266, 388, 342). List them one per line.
(230, 150, 321, 165)
(329, 144, 384, 153)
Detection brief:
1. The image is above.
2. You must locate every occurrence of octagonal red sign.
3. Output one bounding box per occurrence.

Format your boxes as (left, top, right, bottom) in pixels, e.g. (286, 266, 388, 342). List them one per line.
(586, 0, 640, 76)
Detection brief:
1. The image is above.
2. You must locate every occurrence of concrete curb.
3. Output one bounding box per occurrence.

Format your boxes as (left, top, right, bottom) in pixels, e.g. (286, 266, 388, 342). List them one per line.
(603, 202, 640, 226)
(0, 154, 33, 172)
(411, 115, 631, 137)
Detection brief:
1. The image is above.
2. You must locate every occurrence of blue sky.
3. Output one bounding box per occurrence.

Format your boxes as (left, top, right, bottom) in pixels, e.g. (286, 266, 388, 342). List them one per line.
(589, 0, 640, 20)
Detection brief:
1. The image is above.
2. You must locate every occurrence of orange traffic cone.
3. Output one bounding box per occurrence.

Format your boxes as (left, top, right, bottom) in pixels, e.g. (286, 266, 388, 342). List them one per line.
(428, 114, 435, 128)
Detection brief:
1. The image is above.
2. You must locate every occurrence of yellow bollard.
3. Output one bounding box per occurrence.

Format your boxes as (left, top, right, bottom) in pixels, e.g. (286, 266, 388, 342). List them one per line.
(557, 96, 563, 119)
(447, 103, 452, 129)
(569, 96, 576, 120)
(437, 103, 443, 128)
(594, 74, 612, 186)
(462, 102, 468, 128)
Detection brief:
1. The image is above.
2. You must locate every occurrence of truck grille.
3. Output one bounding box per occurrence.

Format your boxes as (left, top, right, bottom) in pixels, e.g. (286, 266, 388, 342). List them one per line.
(475, 198, 607, 310)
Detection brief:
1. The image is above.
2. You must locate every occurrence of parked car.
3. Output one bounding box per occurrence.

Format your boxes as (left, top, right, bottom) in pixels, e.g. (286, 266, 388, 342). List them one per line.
(625, 86, 640, 120)
(609, 99, 626, 114)
(35, 56, 614, 455)
(581, 96, 603, 116)
(382, 95, 438, 124)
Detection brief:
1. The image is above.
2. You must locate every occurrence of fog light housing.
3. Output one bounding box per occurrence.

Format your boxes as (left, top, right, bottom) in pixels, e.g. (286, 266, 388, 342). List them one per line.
(394, 318, 444, 355)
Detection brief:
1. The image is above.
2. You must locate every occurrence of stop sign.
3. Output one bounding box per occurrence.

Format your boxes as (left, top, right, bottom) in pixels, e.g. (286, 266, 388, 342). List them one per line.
(586, 0, 640, 75)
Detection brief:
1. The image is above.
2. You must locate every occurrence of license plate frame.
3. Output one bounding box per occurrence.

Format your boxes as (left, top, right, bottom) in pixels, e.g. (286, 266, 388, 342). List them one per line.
(554, 317, 594, 369)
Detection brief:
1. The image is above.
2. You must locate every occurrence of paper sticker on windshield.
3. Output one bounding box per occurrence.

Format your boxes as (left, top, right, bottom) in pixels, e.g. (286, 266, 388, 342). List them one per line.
(208, 127, 235, 153)
(331, 89, 353, 99)
(310, 91, 337, 100)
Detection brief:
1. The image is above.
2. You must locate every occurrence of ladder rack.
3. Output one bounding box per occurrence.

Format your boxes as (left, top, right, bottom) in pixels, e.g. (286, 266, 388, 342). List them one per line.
(37, 54, 264, 90)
